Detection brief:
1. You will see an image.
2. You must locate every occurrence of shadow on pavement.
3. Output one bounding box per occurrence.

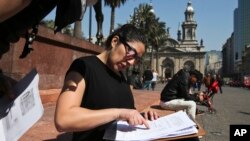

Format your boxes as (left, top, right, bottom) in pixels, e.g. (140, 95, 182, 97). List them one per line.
(44, 132, 72, 141)
(238, 111, 250, 116)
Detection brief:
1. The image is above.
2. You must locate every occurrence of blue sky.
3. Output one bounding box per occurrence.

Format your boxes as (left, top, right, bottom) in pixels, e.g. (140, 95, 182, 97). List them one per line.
(45, 0, 237, 51)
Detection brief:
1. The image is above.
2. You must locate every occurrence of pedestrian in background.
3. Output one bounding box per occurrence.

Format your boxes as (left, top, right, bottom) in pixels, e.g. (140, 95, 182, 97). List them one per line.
(128, 70, 143, 89)
(216, 74, 223, 94)
(143, 67, 153, 90)
(151, 69, 158, 91)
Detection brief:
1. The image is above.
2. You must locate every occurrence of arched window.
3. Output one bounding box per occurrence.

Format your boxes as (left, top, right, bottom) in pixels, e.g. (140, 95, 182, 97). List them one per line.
(184, 61, 195, 70)
(162, 58, 174, 78)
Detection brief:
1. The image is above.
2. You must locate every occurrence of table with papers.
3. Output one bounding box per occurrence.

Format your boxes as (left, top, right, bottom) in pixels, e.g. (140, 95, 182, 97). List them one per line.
(104, 111, 199, 141)
(103, 90, 206, 141)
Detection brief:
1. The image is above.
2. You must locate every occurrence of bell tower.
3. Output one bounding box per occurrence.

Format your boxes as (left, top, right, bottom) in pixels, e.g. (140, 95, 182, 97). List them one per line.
(182, 1, 197, 42)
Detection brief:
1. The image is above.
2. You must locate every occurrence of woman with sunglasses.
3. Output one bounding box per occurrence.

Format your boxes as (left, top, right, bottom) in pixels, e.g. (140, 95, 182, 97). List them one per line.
(54, 24, 158, 141)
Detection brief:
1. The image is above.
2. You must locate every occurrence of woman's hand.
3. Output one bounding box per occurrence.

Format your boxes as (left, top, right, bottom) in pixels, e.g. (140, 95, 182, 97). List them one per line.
(141, 110, 159, 121)
(118, 109, 150, 128)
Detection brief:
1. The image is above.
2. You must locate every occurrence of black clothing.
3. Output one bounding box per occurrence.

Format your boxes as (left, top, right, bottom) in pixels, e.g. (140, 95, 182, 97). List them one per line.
(161, 69, 198, 102)
(143, 69, 153, 81)
(128, 74, 142, 89)
(217, 78, 223, 93)
(217, 79, 223, 86)
(66, 56, 135, 141)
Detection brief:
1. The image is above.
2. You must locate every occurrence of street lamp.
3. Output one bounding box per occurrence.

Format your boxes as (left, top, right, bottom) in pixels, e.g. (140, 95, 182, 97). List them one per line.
(89, 6, 92, 42)
(86, 0, 98, 43)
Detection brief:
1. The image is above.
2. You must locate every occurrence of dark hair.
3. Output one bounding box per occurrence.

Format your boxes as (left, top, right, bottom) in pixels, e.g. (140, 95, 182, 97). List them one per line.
(189, 70, 203, 81)
(104, 24, 147, 49)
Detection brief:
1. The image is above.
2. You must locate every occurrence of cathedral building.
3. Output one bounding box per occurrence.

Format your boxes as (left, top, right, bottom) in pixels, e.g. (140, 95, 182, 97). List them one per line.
(152, 1, 206, 79)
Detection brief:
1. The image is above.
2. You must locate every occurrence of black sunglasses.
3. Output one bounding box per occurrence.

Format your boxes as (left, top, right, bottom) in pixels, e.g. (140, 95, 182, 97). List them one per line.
(119, 37, 142, 63)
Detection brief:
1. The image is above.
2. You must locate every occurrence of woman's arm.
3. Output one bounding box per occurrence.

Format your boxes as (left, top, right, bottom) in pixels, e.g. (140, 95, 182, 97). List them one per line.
(54, 71, 149, 132)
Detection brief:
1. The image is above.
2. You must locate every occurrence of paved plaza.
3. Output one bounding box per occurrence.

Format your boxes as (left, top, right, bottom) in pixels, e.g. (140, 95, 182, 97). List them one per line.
(195, 85, 250, 141)
(19, 83, 250, 141)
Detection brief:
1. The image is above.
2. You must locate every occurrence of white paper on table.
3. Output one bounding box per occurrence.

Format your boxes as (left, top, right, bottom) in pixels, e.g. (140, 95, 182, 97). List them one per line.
(157, 126, 198, 139)
(103, 111, 198, 141)
(0, 69, 44, 141)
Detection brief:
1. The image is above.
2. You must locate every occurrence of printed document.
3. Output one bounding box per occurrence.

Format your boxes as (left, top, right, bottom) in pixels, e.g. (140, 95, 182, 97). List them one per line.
(0, 69, 44, 141)
(104, 111, 198, 141)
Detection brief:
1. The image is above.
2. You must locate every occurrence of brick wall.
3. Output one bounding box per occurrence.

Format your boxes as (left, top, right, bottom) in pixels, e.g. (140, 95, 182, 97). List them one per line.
(0, 25, 104, 103)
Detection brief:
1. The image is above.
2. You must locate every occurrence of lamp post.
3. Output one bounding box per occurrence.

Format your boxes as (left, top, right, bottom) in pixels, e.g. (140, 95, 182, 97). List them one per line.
(149, 0, 154, 70)
(86, 0, 98, 43)
(89, 6, 92, 42)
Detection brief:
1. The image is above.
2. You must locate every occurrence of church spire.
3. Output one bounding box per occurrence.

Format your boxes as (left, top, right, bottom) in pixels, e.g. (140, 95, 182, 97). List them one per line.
(177, 22, 181, 41)
(185, 1, 194, 22)
(182, 0, 197, 41)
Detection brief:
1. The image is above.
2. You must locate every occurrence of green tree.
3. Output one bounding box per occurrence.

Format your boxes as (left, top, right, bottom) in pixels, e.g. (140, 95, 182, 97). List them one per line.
(104, 0, 127, 34)
(40, 20, 55, 29)
(40, 20, 73, 36)
(149, 19, 167, 71)
(130, 3, 155, 66)
(129, 3, 167, 72)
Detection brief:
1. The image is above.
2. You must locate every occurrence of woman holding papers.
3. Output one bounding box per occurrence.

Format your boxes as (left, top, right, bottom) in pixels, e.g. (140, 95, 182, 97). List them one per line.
(54, 24, 158, 141)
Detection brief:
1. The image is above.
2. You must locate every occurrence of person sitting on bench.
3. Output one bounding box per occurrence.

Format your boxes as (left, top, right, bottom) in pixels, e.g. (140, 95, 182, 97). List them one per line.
(160, 68, 204, 121)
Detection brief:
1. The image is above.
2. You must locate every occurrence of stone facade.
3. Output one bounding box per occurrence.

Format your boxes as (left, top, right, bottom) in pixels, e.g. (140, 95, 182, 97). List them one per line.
(151, 1, 206, 79)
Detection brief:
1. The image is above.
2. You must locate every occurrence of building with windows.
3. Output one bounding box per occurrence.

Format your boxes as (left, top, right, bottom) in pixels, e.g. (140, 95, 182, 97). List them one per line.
(222, 33, 234, 77)
(242, 44, 250, 75)
(233, 0, 250, 77)
(205, 50, 222, 75)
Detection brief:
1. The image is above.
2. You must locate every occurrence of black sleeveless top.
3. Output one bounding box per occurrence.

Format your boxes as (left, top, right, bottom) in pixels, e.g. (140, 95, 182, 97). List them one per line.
(66, 56, 135, 141)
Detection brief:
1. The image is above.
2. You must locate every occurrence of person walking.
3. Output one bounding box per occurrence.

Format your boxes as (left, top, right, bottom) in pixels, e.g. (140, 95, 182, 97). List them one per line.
(216, 74, 223, 94)
(151, 69, 158, 91)
(128, 70, 142, 89)
(142, 67, 153, 90)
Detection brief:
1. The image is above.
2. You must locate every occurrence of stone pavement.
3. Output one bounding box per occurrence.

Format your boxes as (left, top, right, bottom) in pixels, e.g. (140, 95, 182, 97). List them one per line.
(195, 85, 250, 141)
(19, 83, 250, 141)
(19, 83, 164, 141)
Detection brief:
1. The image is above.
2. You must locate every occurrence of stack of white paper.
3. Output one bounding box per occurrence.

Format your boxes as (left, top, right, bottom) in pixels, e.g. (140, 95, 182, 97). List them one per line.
(0, 69, 44, 141)
(104, 111, 198, 141)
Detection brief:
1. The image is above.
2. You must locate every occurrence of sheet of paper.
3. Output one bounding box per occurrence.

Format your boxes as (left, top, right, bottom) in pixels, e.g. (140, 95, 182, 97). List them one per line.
(103, 111, 198, 141)
(157, 126, 198, 139)
(0, 69, 44, 141)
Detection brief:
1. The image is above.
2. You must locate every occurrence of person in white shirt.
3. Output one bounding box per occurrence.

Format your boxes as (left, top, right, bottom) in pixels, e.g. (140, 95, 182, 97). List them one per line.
(151, 69, 158, 91)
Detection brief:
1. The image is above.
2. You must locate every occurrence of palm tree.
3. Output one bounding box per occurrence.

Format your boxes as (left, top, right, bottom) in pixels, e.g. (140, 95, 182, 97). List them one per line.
(131, 3, 155, 35)
(104, 0, 127, 34)
(128, 3, 157, 77)
(129, 3, 167, 71)
(149, 19, 167, 71)
(73, 21, 83, 38)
